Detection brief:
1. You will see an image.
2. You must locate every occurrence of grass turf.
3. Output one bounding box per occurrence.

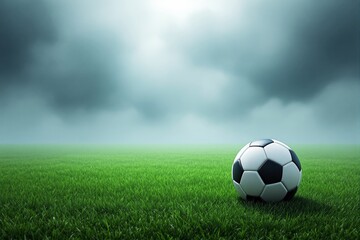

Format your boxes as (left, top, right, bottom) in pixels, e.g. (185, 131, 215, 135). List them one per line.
(0, 145, 359, 239)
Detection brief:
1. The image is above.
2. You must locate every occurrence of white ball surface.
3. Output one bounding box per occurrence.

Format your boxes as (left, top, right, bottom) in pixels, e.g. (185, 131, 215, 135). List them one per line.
(264, 143, 292, 166)
(260, 182, 288, 202)
(240, 171, 265, 196)
(282, 162, 301, 190)
(241, 147, 267, 170)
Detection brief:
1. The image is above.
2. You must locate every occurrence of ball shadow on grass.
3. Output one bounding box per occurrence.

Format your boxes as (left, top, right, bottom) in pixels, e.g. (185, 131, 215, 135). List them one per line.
(237, 196, 333, 217)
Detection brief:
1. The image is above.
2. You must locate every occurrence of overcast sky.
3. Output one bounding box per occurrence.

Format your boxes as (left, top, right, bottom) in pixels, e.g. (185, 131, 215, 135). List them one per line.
(0, 0, 359, 144)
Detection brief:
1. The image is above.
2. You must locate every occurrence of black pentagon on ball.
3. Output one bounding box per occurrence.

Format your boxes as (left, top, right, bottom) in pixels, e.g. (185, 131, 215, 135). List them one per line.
(289, 150, 302, 171)
(232, 160, 244, 184)
(258, 160, 282, 184)
(250, 139, 274, 147)
(283, 187, 298, 201)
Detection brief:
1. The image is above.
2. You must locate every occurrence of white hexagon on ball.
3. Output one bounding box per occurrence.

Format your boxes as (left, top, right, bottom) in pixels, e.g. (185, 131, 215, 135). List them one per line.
(298, 170, 302, 186)
(264, 143, 292, 166)
(282, 162, 301, 191)
(240, 147, 267, 170)
(240, 171, 265, 196)
(233, 180, 247, 200)
(260, 182, 288, 202)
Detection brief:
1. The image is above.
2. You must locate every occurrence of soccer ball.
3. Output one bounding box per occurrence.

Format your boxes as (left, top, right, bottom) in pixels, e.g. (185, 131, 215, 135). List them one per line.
(232, 139, 302, 202)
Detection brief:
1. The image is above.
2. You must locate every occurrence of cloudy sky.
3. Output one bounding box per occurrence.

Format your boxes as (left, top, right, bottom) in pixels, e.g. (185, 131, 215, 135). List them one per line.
(0, 0, 359, 144)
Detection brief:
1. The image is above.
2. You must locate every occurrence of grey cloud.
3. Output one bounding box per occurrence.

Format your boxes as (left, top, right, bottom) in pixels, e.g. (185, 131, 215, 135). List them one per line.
(250, 0, 359, 101)
(0, 0, 125, 113)
(34, 38, 124, 113)
(312, 81, 360, 127)
(175, 0, 359, 102)
(0, 0, 358, 144)
(0, 0, 54, 78)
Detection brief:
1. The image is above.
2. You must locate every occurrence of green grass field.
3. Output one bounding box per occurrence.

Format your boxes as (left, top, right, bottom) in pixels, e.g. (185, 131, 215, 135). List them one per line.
(0, 145, 359, 239)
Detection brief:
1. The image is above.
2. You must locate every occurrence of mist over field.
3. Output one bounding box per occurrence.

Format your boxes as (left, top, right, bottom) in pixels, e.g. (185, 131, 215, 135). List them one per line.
(0, 0, 359, 144)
